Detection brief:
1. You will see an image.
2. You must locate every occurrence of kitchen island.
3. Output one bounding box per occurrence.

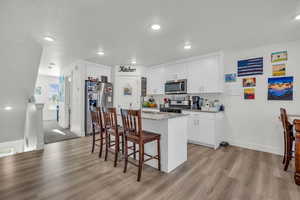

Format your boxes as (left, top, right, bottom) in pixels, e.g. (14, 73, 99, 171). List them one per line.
(140, 111, 188, 173)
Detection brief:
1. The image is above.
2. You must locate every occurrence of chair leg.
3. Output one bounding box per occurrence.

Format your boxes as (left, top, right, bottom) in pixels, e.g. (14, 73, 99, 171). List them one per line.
(123, 137, 128, 173)
(91, 132, 95, 153)
(133, 143, 136, 160)
(99, 132, 103, 158)
(121, 135, 125, 155)
(157, 138, 161, 171)
(284, 155, 291, 171)
(114, 138, 119, 167)
(137, 144, 144, 182)
(104, 132, 109, 161)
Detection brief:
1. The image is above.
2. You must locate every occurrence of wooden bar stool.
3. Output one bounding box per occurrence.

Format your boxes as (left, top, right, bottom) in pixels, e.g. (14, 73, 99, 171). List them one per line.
(90, 107, 106, 158)
(103, 107, 124, 167)
(280, 108, 295, 171)
(293, 119, 300, 185)
(120, 109, 161, 182)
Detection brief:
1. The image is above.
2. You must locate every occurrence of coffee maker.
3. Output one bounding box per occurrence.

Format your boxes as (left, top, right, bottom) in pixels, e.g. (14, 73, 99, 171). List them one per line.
(191, 96, 201, 109)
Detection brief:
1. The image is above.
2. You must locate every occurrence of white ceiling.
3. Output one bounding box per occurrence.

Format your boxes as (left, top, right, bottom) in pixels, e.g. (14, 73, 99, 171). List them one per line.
(1, 0, 300, 76)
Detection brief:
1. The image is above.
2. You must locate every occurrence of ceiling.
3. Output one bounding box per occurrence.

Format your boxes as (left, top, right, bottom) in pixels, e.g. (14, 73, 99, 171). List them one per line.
(1, 0, 300, 76)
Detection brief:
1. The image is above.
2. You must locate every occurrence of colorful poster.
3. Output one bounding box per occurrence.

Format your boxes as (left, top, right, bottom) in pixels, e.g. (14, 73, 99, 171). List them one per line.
(271, 51, 288, 63)
(244, 88, 255, 100)
(243, 77, 256, 87)
(237, 57, 263, 77)
(272, 64, 286, 76)
(225, 73, 237, 82)
(268, 76, 293, 101)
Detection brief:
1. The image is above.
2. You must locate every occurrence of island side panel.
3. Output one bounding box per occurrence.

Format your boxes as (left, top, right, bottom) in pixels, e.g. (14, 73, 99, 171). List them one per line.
(142, 118, 169, 172)
(167, 116, 188, 172)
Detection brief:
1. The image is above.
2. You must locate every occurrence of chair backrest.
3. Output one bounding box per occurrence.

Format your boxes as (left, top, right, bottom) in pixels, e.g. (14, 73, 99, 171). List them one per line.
(91, 109, 100, 133)
(280, 108, 292, 133)
(280, 108, 293, 153)
(120, 109, 143, 142)
(103, 107, 118, 132)
(95, 107, 104, 131)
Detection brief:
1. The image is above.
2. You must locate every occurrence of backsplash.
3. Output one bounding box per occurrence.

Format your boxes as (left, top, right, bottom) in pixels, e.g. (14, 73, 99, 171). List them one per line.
(144, 93, 223, 105)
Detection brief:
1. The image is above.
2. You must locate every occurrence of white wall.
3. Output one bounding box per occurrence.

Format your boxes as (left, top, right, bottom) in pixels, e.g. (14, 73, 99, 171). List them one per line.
(222, 40, 300, 155)
(59, 60, 112, 136)
(35, 75, 59, 121)
(0, 38, 42, 143)
(113, 65, 145, 110)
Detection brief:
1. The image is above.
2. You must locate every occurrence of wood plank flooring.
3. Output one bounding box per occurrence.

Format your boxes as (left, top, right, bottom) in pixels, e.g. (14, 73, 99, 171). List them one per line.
(0, 137, 299, 200)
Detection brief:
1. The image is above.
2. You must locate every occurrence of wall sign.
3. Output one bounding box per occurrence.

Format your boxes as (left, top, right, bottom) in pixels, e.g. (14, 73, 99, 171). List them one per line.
(119, 65, 136, 72)
(237, 57, 263, 77)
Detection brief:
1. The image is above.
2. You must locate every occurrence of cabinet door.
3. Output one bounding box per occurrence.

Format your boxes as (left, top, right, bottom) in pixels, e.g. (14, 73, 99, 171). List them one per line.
(187, 55, 221, 93)
(187, 116, 215, 146)
(164, 63, 188, 81)
(187, 117, 198, 141)
(146, 66, 165, 95)
(197, 118, 215, 145)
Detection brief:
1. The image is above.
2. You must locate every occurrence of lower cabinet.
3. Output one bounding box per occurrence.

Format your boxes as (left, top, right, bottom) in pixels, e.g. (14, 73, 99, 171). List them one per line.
(183, 111, 224, 149)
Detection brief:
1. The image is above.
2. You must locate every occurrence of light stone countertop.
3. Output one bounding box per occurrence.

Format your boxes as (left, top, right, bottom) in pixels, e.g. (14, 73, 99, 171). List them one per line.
(141, 111, 188, 120)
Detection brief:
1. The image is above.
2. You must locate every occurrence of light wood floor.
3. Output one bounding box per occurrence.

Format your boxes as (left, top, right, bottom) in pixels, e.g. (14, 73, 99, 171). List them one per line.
(0, 137, 299, 200)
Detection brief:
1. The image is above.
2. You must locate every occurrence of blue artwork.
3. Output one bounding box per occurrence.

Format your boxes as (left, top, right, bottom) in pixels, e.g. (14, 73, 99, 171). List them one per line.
(238, 57, 263, 77)
(225, 73, 237, 82)
(268, 76, 293, 101)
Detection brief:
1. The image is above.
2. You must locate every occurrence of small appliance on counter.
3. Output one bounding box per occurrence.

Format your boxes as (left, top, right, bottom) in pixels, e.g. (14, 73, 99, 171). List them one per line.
(163, 97, 170, 108)
(191, 96, 203, 110)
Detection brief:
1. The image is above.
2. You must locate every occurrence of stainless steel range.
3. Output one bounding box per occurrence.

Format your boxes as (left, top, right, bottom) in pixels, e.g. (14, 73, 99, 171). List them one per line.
(160, 100, 191, 113)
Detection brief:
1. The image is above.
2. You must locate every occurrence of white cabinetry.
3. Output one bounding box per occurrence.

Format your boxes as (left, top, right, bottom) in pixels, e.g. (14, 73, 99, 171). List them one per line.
(145, 52, 223, 94)
(187, 54, 223, 93)
(183, 111, 224, 149)
(164, 63, 188, 81)
(146, 66, 165, 95)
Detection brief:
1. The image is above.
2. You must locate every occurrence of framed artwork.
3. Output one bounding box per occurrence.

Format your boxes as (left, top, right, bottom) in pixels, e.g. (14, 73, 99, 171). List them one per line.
(243, 77, 256, 87)
(237, 57, 263, 77)
(268, 76, 293, 101)
(225, 73, 237, 82)
(272, 64, 286, 76)
(244, 88, 255, 100)
(123, 86, 132, 96)
(271, 51, 288, 63)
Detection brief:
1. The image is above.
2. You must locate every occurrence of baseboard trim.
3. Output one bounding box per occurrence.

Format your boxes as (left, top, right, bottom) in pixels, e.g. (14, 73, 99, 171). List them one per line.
(0, 140, 24, 157)
(227, 139, 283, 156)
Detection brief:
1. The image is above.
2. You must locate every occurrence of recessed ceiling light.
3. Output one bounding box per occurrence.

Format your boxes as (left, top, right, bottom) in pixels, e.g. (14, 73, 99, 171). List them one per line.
(44, 36, 55, 42)
(151, 24, 161, 31)
(131, 60, 137, 64)
(184, 44, 192, 50)
(295, 14, 300, 20)
(97, 51, 104, 55)
(4, 106, 12, 111)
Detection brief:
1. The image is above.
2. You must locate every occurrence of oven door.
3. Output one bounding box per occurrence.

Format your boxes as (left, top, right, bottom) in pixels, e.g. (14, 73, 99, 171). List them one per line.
(165, 80, 187, 94)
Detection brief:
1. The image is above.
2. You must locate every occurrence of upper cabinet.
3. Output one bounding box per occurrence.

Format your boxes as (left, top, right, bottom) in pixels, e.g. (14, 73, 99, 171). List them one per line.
(145, 52, 223, 95)
(164, 62, 188, 81)
(187, 54, 223, 93)
(146, 65, 165, 95)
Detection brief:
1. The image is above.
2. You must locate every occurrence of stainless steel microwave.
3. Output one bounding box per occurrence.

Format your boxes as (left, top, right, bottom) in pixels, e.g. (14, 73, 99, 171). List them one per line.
(165, 79, 187, 94)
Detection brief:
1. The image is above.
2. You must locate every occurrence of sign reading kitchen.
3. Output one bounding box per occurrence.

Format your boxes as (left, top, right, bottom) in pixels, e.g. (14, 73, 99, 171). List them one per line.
(119, 65, 136, 72)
